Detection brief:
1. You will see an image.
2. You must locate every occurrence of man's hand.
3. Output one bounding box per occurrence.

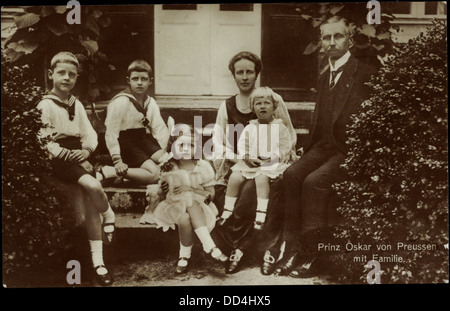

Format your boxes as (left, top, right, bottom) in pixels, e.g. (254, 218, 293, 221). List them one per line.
(69, 149, 90, 163)
(78, 160, 94, 174)
(114, 161, 128, 176)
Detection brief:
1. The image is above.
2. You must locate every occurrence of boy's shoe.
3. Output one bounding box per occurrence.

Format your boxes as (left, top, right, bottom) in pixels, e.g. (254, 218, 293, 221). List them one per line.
(102, 222, 115, 245)
(93, 265, 113, 286)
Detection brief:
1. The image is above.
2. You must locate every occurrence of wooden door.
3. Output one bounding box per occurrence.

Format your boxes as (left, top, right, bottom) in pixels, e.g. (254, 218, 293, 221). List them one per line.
(154, 4, 261, 96)
(209, 4, 261, 95)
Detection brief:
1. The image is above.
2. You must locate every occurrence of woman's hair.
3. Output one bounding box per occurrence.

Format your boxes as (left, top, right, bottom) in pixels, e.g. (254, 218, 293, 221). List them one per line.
(228, 51, 262, 77)
(127, 59, 153, 76)
(248, 86, 279, 112)
(50, 52, 79, 70)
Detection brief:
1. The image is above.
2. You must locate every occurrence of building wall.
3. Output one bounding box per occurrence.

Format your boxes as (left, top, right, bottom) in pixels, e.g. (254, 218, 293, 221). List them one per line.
(1, 7, 24, 46)
(390, 2, 447, 43)
(1, 3, 446, 100)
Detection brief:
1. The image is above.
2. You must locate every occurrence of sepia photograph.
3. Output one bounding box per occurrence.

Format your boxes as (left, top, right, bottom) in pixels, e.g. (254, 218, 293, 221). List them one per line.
(1, 0, 448, 293)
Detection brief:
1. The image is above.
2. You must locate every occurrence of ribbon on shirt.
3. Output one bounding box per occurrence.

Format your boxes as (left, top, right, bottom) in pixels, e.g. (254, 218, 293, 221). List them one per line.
(111, 88, 151, 128)
(43, 93, 77, 121)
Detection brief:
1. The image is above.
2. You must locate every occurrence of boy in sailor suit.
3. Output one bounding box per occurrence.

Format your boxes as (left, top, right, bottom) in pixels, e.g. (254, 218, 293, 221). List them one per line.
(102, 60, 170, 185)
(37, 52, 115, 286)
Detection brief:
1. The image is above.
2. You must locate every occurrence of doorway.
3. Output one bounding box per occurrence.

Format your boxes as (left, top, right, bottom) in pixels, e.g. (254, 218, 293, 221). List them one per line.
(154, 4, 262, 96)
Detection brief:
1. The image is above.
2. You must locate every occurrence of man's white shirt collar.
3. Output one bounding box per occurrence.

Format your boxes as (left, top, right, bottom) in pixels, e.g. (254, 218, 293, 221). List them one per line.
(329, 50, 351, 72)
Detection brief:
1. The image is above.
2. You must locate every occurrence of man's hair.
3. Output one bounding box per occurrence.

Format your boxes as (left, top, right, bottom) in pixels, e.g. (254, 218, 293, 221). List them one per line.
(50, 52, 79, 70)
(127, 59, 153, 76)
(320, 16, 354, 36)
(228, 51, 262, 77)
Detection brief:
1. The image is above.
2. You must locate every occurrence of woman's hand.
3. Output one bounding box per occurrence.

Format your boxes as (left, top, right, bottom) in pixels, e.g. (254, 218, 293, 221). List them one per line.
(173, 185, 192, 195)
(243, 155, 262, 168)
(160, 180, 169, 194)
(204, 194, 212, 205)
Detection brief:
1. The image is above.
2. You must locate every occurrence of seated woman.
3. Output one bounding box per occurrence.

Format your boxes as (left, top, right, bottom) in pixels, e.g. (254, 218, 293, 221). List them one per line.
(212, 51, 298, 275)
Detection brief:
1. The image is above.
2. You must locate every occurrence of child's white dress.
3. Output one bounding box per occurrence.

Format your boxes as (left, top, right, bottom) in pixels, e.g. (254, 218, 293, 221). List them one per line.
(140, 159, 218, 232)
(231, 118, 293, 179)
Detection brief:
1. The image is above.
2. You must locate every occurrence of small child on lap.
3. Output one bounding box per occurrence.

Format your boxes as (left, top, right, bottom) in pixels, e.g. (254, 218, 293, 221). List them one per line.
(218, 86, 293, 230)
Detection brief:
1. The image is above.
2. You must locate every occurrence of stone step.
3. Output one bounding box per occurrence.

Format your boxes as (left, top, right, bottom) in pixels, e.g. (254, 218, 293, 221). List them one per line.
(104, 186, 147, 214)
(89, 99, 315, 131)
(115, 212, 156, 229)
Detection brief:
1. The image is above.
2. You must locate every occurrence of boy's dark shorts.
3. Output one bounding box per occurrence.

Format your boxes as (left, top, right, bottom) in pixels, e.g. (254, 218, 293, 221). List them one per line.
(118, 128, 161, 167)
(51, 137, 95, 183)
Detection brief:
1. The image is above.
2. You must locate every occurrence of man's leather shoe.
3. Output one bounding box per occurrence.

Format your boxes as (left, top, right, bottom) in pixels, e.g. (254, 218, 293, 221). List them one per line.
(289, 258, 320, 278)
(260, 250, 277, 275)
(226, 249, 243, 274)
(274, 252, 298, 276)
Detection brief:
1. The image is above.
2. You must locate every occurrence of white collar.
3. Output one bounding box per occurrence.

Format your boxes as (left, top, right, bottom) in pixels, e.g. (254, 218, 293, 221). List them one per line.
(249, 118, 282, 125)
(329, 51, 351, 72)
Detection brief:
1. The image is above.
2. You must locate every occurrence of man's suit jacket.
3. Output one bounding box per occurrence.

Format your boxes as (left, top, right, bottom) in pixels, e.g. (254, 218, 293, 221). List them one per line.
(304, 55, 376, 155)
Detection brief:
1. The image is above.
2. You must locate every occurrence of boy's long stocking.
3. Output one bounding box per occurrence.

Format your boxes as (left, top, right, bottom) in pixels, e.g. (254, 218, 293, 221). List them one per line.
(89, 240, 107, 275)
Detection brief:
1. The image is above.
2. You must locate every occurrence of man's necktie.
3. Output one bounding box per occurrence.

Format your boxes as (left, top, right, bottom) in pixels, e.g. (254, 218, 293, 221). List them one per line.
(329, 67, 343, 90)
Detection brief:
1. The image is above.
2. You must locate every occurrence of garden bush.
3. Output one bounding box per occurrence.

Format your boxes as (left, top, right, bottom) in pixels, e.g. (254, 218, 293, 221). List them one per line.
(2, 55, 74, 286)
(332, 20, 448, 284)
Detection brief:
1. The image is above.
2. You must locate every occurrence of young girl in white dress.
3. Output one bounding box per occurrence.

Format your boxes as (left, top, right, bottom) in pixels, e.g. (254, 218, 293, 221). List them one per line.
(140, 126, 228, 273)
(218, 86, 293, 230)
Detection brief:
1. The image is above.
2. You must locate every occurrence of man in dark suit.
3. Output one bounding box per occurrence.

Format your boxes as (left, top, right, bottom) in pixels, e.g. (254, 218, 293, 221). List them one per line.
(275, 16, 377, 277)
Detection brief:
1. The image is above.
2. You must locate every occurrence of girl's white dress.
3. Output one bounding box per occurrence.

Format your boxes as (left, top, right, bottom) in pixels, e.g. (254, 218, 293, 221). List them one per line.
(231, 118, 293, 179)
(140, 159, 218, 232)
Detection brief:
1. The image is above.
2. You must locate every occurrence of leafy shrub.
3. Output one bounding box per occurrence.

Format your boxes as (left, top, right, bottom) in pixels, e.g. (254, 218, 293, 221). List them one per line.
(332, 20, 448, 284)
(3, 6, 113, 102)
(294, 2, 397, 68)
(1, 55, 72, 285)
